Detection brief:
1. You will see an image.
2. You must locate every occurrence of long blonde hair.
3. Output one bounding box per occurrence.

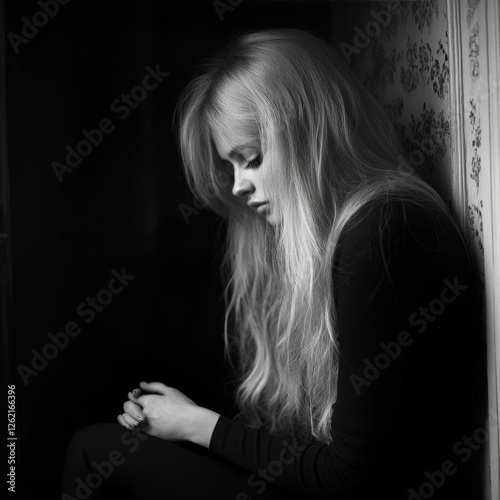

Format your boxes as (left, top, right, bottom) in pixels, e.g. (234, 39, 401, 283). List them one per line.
(175, 28, 459, 444)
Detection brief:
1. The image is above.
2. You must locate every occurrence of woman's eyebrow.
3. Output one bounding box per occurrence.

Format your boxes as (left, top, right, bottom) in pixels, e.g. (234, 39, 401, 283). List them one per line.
(229, 143, 259, 158)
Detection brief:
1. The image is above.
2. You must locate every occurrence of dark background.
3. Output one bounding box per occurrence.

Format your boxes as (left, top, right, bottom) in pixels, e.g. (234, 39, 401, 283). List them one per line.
(3, 1, 365, 498)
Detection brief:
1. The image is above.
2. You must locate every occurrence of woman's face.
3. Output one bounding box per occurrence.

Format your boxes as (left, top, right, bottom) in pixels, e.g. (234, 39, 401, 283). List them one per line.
(212, 131, 278, 225)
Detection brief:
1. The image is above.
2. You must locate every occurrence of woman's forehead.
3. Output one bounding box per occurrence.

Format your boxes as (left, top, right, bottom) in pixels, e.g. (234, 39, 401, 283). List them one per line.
(206, 101, 265, 156)
(211, 128, 260, 158)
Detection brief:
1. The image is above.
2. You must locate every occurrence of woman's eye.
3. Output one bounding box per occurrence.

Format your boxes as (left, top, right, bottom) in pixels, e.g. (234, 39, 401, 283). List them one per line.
(245, 155, 262, 169)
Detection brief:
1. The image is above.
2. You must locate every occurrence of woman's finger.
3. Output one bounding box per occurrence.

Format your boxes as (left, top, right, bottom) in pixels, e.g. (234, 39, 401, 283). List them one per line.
(117, 414, 135, 431)
(128, 389, 143, 404)
(139, 381, 168, 395)
(123, 400, 144, 421)
(121, 412, 142, 430)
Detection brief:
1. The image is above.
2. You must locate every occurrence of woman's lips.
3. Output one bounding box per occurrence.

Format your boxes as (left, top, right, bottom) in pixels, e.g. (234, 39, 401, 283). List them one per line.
(256, 203, 269, 214)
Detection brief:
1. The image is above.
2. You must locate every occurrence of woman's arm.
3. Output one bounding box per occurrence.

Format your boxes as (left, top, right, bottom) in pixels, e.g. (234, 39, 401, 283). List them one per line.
(118, 380, 221, 448)
(185, 405, 221, 448)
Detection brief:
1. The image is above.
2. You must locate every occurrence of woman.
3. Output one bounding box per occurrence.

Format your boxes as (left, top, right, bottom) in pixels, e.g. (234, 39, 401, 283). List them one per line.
(61, 29, 481, 499)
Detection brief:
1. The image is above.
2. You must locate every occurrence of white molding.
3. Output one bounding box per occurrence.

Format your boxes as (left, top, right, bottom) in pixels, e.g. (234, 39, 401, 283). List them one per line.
(483, 0, 500, 497)
(447, 0, 500, 498)
(447, 0, 468, 233)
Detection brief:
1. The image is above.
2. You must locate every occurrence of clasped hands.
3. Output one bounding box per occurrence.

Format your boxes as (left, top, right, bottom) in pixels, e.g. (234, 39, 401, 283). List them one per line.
(117, 381, 200, 442)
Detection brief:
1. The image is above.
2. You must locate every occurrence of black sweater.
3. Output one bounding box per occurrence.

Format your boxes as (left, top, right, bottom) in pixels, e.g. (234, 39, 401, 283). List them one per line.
(208, 198, 481, 499)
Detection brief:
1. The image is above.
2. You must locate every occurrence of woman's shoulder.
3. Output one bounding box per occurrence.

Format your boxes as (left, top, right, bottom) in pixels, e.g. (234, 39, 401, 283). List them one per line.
(337, 194, 463, 258)
(334, 193, 472, 297)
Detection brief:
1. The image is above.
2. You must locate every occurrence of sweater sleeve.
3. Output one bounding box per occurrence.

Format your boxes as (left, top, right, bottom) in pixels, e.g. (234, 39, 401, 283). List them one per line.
(208, 199, 476, 499)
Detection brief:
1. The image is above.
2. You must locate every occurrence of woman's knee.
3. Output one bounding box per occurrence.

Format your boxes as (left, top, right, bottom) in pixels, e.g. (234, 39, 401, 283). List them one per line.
(63, 423, 141, 496)
(66, 423, 126, 462)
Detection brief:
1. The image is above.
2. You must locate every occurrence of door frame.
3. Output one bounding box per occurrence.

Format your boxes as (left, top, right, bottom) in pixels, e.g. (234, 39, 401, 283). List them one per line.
(448, 0, 500, 497)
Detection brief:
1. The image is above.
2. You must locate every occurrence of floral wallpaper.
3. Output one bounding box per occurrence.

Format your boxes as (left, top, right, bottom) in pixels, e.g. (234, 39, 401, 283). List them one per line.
(469, 97, 481, 193)
(463, 0, 488, 271)
(350, 0, 452, 202)
(347, 0, 485, 285)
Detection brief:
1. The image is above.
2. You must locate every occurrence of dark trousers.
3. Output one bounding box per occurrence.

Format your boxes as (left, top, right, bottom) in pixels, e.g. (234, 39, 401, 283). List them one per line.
(61, 423, 300, 500)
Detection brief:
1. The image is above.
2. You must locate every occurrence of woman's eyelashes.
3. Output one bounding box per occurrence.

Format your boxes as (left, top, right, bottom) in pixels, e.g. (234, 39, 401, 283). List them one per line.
(245, 155, 262, 170)
(224, 155, 262, 172)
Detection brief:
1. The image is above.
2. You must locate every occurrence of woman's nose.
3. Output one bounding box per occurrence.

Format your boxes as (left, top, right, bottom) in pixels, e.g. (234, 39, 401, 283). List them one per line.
(232, 170, 255, 197)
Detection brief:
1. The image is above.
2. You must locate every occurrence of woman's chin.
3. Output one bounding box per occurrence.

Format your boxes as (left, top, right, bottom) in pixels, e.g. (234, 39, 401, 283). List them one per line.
(264, 212, 280, 226)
